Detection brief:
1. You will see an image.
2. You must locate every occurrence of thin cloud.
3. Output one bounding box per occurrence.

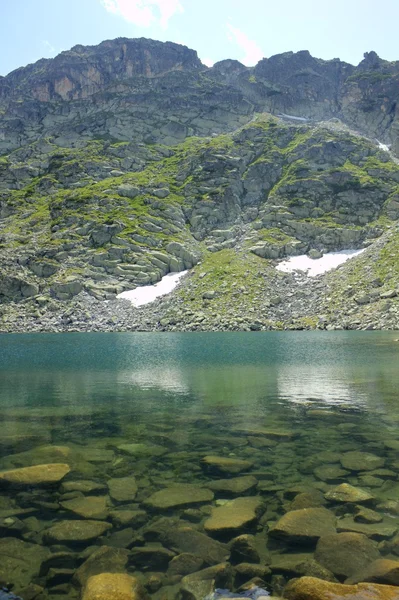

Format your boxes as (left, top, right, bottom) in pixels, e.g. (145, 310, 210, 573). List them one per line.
(226, 23, 263, 66)
(101, 0, 184, 29)
(41, 40, 57, 56)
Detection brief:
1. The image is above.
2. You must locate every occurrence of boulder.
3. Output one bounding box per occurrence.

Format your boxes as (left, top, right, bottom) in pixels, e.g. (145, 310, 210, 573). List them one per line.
(60, 495, 109, 520)
(82, 573, 147, 600)
(117, 443, 167, 457)
(313, 465, 349, 482)
(130, 545, 175, 569)
(206, 476, 258, 496)
(284, 576, 399, 600)
(160, 526, 229, 565)
(0, 463, 70, 486)
(51, 278, 83, 299)
(168, 553, 205, 576)
(230, 534, 260, 564)
(180, 563, 233, 600)
(269, 508, 336, 545)
(200, 455, 253, 476)
(204, 497, 264, 537)
(74, 546, 129, 587)
(340, 451, 385, 471)
(0, 537, 50, 592)
(314, 532, 380, 579)
(336, 517, 398, 540)
(44, 520, 112, 544)
(324, 483, 374, 504)
(107, 477, 138, 502)
(346, 558, 399, 585)
(144, 485, 214, 510)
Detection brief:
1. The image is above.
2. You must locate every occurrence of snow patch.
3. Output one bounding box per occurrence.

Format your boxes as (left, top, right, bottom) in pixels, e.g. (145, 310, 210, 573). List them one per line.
(376, 140, 390, 152)
(117, 271, 188, 306)
(276, 249, 365, 277)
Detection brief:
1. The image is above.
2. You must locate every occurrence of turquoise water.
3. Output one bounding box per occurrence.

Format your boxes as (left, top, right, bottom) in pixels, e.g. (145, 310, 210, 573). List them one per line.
(0, 331, 399, 597)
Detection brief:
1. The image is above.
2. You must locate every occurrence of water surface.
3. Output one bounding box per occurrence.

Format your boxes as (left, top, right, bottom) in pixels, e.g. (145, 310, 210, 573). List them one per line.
(0, 332, 399, 597)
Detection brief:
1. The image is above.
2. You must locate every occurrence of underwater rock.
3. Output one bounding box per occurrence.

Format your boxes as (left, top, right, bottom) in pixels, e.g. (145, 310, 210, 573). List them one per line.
(284, 576, 399, 600)
(346, 558, 399, 585)
(340, 451, 385, 471)
(60, 495, 109, 520)
(206, 476, 258, 497)
(107, 477, 138, 502)
(82, 573, 147, 600)
(74, 546, 129, 587)
(269, 508, 336, 545)
(0, 463, 70, 486)
(44, 519, 112, 544)
(144, 485, 214, 510)
(324, 483, 374, 504)
(160, 527, 230, 565)
(314, 532, 380, 579)
(336, 516, 398, 540)
(0, 537, 50, 592)
(204, 497, 264, 537)
(200, 456, 254, 476)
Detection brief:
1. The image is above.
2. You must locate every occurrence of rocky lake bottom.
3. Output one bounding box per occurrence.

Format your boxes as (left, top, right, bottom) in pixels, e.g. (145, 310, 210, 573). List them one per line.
(1, 332, 399, 600)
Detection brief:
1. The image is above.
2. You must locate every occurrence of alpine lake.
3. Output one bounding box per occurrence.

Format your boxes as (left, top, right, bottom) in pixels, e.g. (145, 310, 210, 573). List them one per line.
(1, 331, 399, 599)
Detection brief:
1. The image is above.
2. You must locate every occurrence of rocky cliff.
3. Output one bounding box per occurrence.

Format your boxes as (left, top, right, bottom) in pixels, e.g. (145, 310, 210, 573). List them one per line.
(1, 38, 399, 332)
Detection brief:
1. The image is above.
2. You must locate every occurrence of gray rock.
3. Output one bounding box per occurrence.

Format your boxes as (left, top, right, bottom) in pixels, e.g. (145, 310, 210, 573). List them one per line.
(314, 532, 380, 578)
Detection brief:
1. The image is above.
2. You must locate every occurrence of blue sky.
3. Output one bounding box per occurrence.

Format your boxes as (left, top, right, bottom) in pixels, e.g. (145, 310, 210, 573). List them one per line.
(1, 0, 399, 76)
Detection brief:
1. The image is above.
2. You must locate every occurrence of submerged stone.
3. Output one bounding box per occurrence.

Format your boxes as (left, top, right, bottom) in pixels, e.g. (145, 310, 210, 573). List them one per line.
(313, 464, 349, 482)
(314, 532, 380, 578)
(74, 546, 129, 587)
(346, 558, 399, 585)
(355, 506, 383, 523)
(204, 497, 264, 537)
(269, 508, 336, 545)
(60, 495, 109, 520)
(340, 451, 385, 471)
(206, 476, 258, 496)
(45, 520, 112, 543)
(107, 476, 138, 502)
(130, 545, 175, 569)
(200, 455, 253, 476)
(144, 484, 214, 510)
(117, 443, 167, 457)
(0, 463, 70, 486)
(180, 563, 233, 600)
(284, 576, 399, 600)
(61, 480, 107, 494)
(82, 573, 146, 600)
(0, 537, 50, 591)
(324, 483, 374, 504)
(336, 516, 398, 540)
(160, 526, 229, 565)
(168, 553, 205, 576)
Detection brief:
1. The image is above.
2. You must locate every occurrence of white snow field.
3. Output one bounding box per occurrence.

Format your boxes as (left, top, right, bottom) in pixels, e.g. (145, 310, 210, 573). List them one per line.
(276, 249, 365, 277)
(117, 271, 188, 306)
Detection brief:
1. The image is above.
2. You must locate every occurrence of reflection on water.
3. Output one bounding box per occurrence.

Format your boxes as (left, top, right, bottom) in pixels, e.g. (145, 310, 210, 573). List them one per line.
(0, 332, 399, 597)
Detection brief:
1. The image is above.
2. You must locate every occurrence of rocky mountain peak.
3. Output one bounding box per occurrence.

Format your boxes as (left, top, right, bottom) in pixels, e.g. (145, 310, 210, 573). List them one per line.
(1, 37, 202, 103)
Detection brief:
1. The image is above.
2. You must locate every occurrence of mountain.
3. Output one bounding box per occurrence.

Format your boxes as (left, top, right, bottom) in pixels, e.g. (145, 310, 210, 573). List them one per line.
(1, 37, 399, 332)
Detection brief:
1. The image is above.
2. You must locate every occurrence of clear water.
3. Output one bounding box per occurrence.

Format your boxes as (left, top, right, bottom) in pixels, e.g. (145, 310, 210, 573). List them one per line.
(0, 331, 399, 597)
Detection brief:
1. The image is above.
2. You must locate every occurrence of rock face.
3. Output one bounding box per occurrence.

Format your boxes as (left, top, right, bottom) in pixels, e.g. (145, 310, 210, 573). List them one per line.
(1, 37, 399, 334)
